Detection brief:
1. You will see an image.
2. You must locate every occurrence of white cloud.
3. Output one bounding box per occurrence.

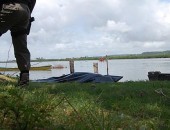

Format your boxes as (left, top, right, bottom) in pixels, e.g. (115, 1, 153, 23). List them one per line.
(143, 42, 165, 48)
(96, 20, 131, 33)
(1, 0, 170, 61)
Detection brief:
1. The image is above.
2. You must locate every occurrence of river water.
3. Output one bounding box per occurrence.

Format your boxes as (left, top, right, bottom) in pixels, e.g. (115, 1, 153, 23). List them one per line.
(0, 58, 170, 82)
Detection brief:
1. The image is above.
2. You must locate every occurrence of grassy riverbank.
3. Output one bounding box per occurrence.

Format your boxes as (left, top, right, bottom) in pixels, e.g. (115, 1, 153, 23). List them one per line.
(0, 78, 170, 130)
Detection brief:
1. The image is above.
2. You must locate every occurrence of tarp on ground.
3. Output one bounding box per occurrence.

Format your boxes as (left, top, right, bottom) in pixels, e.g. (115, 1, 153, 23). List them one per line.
(33, 72, 123, 83)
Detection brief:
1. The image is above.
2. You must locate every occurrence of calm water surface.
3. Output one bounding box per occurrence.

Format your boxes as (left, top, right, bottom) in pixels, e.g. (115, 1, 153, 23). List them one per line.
(0, 58, 170, 82)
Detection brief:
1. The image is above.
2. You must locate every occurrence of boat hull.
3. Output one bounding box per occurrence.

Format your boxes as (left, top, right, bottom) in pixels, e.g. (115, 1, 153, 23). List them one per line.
(148, 71, 170, 81)
(0, 65, 52, 71)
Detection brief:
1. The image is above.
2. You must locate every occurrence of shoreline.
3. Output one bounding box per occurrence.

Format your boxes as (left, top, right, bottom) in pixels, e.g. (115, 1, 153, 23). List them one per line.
(1, 56, 170, 63)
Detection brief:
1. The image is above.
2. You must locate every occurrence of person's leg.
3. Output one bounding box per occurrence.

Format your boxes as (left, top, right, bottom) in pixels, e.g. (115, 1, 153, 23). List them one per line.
(12, 34, 30, 72)
(10, 3, 31, 86)
(1, 3, 31, 71)
(1, 3, 31, 86)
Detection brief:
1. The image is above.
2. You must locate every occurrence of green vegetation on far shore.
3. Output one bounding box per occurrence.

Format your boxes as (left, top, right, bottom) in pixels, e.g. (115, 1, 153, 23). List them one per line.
(0, 79, 170, 130)
(32, 50, 170, 61)
(1, 50, 170, 63)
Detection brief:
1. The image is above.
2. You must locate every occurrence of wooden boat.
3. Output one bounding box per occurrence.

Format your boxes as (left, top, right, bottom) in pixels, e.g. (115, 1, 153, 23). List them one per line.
(0, 65, 52, 71)
(52, 65, 67, 69)
(148, 71, 170, 81)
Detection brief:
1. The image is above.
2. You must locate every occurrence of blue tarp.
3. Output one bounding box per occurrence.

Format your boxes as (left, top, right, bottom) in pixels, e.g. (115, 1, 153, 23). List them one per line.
(33, 72, 123, 83)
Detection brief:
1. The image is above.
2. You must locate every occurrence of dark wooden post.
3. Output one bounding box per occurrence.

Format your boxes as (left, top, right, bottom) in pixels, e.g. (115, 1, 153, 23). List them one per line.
(93, 63, 98, 73)
(106, 55, 109, 75)
(69, 60, 74, 74)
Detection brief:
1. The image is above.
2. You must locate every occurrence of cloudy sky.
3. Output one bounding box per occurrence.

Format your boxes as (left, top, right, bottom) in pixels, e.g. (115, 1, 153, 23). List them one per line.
(1, 0, 170, 61)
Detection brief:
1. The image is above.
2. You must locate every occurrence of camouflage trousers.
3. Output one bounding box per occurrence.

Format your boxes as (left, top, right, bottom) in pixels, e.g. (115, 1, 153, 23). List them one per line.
(0, 3, 30, 72)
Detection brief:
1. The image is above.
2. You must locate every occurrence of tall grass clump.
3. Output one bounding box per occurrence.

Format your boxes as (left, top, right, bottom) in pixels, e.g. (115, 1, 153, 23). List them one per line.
(0, 85, 57, 130)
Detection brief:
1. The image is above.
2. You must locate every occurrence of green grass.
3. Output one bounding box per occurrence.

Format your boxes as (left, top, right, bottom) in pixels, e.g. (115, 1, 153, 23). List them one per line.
(0, 81, 170, 130)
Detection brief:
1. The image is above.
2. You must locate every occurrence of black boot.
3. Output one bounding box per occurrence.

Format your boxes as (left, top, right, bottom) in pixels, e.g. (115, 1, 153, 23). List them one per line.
(18, 72, 29, 87)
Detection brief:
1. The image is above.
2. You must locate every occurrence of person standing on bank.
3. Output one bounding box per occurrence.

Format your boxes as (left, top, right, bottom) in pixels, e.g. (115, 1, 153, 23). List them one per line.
(0, 0, 36, 86)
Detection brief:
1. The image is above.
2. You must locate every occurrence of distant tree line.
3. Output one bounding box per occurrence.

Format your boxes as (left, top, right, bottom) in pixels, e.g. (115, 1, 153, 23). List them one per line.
(1, 50, 170, 63)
